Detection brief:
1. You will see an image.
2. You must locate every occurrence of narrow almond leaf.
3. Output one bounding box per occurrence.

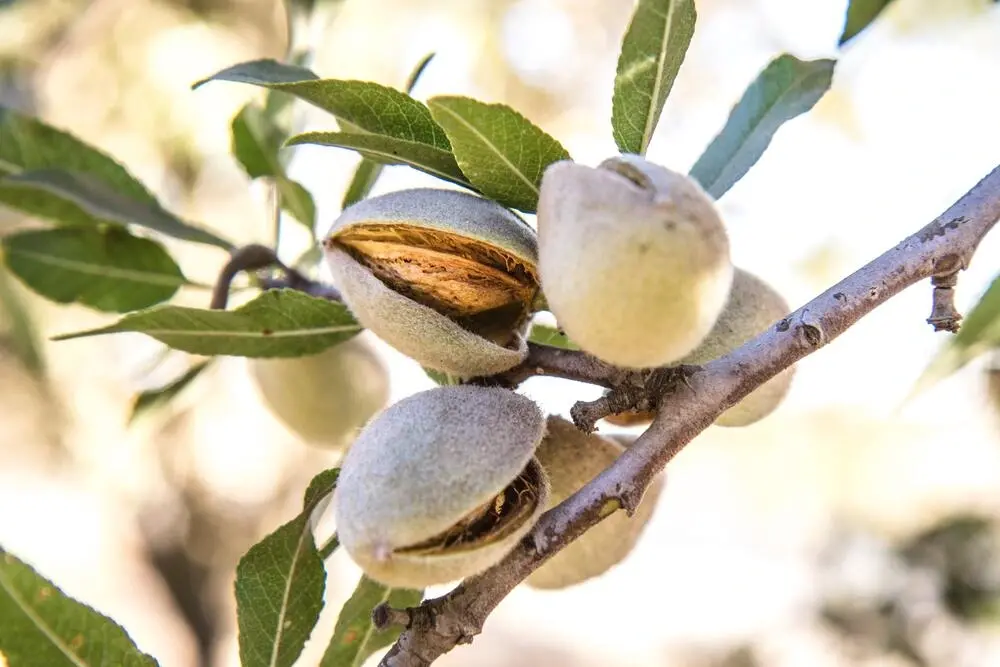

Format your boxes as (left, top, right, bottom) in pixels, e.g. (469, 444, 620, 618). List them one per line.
(423, 367, 461, 385)
(2, 227, 187, 313)
(528, 324, 579, 350)
(0, 268, 46, 375)
(688, 55, 836, 199)
(194, 60, 451, 151)
(840, 0, 895, 45)
(231, 104, 316, 232)
(51, 289, 361, 357)
(0, 547, 159, 667)
(340, 52, 438, 208)
(128, 360, 212, 425)
(287, 132, 470, 189)
(611, 0, 697, 155)
(320, 577, 423, 667)
(0, 108, 232, 250)
(236, 469, 339, 667)
(427, 96, 571, 213)
(911, 274, 1000, 395)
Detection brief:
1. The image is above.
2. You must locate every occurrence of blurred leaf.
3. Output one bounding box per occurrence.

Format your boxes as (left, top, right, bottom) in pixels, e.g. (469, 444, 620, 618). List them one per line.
(528, 324, 578, 350)
(0, 109, 232, 249)
(287, 132, 469, 189)
(340, 52, 438, 209)
(427, 96, 571, 213)
(2, 227, 187, 313)
(913, 274, 1000, 392)
(0, 268, 45, 375)
(341, 158, 383, 209)
(689, 55, 836, 199)
(320, 577, 422, 667)
(128, 360, 212, 425)
(236, 469, 338, 667)
(424, 367, 461, 385)
(195, 60, 451, 151)
(52, 289, 361, 357)
(611, 0, 697, 155)
(840, 0, 895, 45)
(276, 176, 316, 231)
(0, 548, 158, 666)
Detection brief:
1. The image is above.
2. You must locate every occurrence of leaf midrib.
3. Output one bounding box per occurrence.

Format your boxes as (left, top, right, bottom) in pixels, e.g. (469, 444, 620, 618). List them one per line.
(116, 324, 360, 340)
(4, 247, 184, 287)
(268, 520, 311, 667)
(642, 0, 680, 154)
(0, 567, 91, 667)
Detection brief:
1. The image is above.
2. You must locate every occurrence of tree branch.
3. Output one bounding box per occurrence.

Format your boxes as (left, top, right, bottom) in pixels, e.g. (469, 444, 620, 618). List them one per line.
(378, 164, 1000, 667)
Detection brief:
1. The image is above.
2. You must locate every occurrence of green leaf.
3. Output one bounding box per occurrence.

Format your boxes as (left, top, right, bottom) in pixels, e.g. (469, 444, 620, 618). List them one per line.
(320, 577, 422, 667)
(0, 108, 232, 250)
(341, 158, 383, 209)
(0, 268, 46, 376)
(195, 60, 451, 151)
(840, 0, 895, 45)
(0, 547, 159, 667)
(52, 289, 362, 357)
(528, 323, 579, 350)
(287, 132, 470, 189)
(339, 52, 438, 209)
(1, 169, 233, 250)
(235, 469, 339, 667)
(2, 227, 187, 313)
(128, 360, 212, 425)
(427, 96, 571, 213)
(914, 274, 1000, 392)
(688, 55, 836, 199)
(276, 176, 316, 230)
(423, 367, 461, 386)
(611, 0, 697, 155)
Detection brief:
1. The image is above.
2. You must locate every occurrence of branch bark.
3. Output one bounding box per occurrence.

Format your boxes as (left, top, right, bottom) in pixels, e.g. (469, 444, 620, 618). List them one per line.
(378, 164, 1000, 667)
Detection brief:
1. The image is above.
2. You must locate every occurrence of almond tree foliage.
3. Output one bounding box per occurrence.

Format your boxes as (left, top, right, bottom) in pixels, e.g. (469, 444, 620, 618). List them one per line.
(0, 1, 999, 666)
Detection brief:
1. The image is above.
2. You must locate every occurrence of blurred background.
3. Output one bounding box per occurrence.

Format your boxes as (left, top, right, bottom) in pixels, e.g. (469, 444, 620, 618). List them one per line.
(1, 0, 1000, 665)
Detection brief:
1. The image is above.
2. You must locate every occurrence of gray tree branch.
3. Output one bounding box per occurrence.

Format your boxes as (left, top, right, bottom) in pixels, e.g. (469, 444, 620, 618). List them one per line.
(376, 163, 1000, 667)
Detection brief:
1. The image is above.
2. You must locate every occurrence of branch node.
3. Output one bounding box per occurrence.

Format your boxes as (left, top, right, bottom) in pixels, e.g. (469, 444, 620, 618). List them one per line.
(373, 602, 413, 630)
(796, 309, 826, 348)
(927, 273, 963, 333)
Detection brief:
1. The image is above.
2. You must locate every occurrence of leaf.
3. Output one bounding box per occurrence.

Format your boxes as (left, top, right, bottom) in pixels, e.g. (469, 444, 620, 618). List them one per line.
(913, 274, 1000, 392)
(276, 176, 316, 230)
(611, 0, 697, 155)
(52, 289, 362, 357)
(320, 577, 422, 667)
(840, 0, 895, 45)
(339, 52, 438, 209)
(287, 132, 469, 189)
(0, 108, 232, 250)
(235, 469, 339, 667)
(0, 547, 159, 667)
(195, 60, 451, 151)
(1, 169, 233, 250)
(528, 323, 579, 350)
(427, 96, 571, 213)
(423, 367, 461, 386)
(688, 55, 836, 199)
(341, 158, 383, 209)
(0, 268, 46, 375)
(2, 227, 188, 313)
(128, 360, 212, 425)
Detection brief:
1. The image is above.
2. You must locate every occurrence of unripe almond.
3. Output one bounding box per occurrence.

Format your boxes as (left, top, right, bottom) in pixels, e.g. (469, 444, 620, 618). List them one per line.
(527, 416, 663, 590)
(604, 269, 795, 428)
(680, 268, 793, 427)
(249, 335, 389, 450)
(323, 188, 540, 377)
(335, 385, 549, 588)
(537, 154, 733, 369)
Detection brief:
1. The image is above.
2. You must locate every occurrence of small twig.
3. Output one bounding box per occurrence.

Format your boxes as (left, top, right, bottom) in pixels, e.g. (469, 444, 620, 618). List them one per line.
(380, 165, 1000, 667)
(318, 533, 339, 561)
(209, 244, 282, 310)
